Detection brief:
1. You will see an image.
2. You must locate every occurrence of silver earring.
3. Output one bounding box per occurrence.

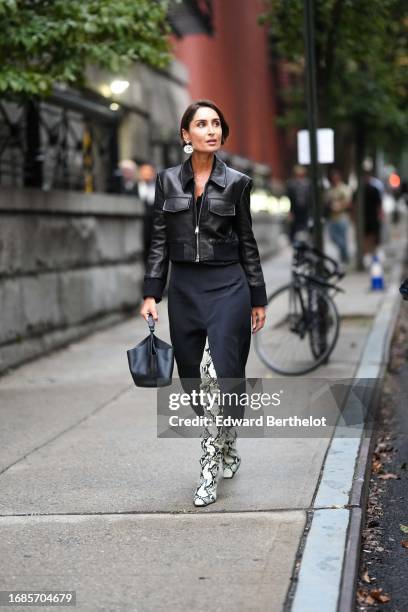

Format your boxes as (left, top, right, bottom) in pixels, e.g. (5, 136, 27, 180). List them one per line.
(183, 141, 193, 154)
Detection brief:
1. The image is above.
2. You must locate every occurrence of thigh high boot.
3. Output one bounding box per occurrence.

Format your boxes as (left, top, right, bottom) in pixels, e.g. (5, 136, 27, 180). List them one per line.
(193, 421, 227, 506)
(200, 345, 241, 480)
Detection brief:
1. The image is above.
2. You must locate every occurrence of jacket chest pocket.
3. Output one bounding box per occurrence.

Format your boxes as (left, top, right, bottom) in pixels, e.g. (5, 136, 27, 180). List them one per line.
(163, 196, 192, 212)
(208, 198, 236, 216)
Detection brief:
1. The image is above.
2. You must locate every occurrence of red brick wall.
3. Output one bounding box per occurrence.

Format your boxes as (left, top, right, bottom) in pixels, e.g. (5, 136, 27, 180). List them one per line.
(170, 0, 286, 179)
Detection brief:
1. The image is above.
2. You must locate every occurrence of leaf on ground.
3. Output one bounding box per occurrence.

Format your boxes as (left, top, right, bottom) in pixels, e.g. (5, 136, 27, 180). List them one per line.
(372, 459, 383, 473)
(362, 569, 371, 583)
(357, 588, 373, 604)
(370, 588, 391, 603)
(401, 540, 408, 549)
(357, 589, 377, 605)
(378, 472, 399, 480)
(400, 524, 408, 533)
(376, 442, 393, 452)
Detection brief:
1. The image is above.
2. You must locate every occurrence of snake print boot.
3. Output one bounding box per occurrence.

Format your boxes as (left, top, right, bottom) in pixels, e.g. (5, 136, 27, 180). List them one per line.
(193, 424, 226, 506)
(222, 426, 241, 478)
(200, 343, 242, 480)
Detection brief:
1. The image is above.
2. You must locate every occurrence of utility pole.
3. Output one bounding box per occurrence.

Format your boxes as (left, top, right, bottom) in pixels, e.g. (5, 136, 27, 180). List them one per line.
(303, 0, 328, 360)
(303, 0, 323, 253)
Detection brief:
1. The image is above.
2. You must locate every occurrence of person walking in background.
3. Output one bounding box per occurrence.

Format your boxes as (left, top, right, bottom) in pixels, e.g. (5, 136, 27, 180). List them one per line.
(325, 168, 352, 265)
(139, 99, 267, 507)
(286, 165, 311, 243)
(362, 171, 383, 257)
(136, 162, 157, 267)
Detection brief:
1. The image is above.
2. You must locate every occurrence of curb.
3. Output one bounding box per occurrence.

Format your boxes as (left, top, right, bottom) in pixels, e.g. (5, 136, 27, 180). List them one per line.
(290, 254, 404, 612)
(338, 262, 403, 612)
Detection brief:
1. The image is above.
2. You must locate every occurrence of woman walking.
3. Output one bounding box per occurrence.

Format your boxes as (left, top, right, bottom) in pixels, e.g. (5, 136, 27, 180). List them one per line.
(140, 100, 267, 506)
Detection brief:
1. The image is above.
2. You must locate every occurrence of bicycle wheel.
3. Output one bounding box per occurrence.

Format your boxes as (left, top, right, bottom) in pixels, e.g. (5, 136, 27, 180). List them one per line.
(254, 282, 340, 376)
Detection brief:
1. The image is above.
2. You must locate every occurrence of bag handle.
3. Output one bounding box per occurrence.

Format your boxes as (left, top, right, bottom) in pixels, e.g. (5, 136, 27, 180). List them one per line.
(147, 313, 155, 333)
(147, 314, 157, 357)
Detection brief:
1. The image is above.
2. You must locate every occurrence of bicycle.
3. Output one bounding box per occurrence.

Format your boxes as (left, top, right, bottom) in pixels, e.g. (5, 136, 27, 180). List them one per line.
(254, 241, 345, 376)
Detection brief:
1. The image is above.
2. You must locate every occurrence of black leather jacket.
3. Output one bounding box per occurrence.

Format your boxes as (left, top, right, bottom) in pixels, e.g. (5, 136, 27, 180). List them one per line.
(143, 153, 267, 306)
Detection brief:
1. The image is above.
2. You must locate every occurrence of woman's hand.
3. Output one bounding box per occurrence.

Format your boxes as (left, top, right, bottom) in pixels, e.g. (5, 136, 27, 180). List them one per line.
(140, 297, 158, 323)
(251, 306, 266, 333)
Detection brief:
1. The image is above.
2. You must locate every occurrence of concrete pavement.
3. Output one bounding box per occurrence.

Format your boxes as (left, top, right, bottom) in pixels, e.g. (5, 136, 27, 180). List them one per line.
(0, 220, 406, 612)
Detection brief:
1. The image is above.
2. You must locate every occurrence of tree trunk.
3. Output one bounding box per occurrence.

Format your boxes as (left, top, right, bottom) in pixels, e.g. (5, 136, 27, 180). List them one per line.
(354, 120, 366, 270)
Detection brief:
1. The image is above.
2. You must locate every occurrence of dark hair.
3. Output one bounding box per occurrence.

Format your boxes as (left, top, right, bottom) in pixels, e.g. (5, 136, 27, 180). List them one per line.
(179, 99, 230, 145)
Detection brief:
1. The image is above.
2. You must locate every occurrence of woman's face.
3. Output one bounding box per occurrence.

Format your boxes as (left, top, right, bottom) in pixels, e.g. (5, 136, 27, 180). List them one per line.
(182, 107, 223, 153)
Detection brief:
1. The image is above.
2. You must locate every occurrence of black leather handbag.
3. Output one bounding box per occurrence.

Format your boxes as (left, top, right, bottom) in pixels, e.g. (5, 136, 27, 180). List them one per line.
(127, 314, 174, 387)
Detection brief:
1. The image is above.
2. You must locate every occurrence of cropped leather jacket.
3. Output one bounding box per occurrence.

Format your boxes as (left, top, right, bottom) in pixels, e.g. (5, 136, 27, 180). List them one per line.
(143, 153, 267, 307)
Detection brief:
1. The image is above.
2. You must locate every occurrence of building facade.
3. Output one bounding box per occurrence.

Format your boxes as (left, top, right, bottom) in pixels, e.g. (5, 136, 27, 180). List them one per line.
(170, 0, 287, 185)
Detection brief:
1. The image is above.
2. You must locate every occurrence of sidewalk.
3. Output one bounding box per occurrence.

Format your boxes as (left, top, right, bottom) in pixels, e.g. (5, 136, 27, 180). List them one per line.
(0, 221, 406, 612)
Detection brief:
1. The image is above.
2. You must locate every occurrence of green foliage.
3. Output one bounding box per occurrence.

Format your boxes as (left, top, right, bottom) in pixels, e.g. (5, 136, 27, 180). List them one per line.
(259, 0, 408, 151)
(0, 0, 172, 96)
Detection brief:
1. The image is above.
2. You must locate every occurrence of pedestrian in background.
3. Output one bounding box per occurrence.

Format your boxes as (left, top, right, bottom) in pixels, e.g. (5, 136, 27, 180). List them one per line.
(286, 165, 311, 243)
(325, 168, 352, 265)
(362, 171, 383, 256)
(136, 162, 157, 268)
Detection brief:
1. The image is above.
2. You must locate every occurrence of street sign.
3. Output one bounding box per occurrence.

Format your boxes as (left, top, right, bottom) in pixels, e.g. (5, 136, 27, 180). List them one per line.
(297, 128, 334, 164)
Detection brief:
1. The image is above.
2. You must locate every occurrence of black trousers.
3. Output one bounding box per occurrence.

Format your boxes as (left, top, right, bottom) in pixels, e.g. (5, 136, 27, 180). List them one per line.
(167, 261, 252, 420)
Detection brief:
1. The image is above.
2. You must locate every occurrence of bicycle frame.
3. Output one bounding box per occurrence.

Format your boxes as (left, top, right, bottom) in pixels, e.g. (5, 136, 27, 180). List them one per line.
(254, 241, 344, 375)
(289, 243, 343, 354)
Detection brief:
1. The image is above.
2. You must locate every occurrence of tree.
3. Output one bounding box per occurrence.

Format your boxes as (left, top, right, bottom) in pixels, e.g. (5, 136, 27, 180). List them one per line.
(259, 0, 408, 166)
(259, 0, 407, 268)
(0, 0, 172, 97)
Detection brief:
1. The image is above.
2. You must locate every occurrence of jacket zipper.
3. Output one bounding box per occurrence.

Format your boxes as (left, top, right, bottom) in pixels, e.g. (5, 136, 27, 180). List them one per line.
(195, 181, 208, 262)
